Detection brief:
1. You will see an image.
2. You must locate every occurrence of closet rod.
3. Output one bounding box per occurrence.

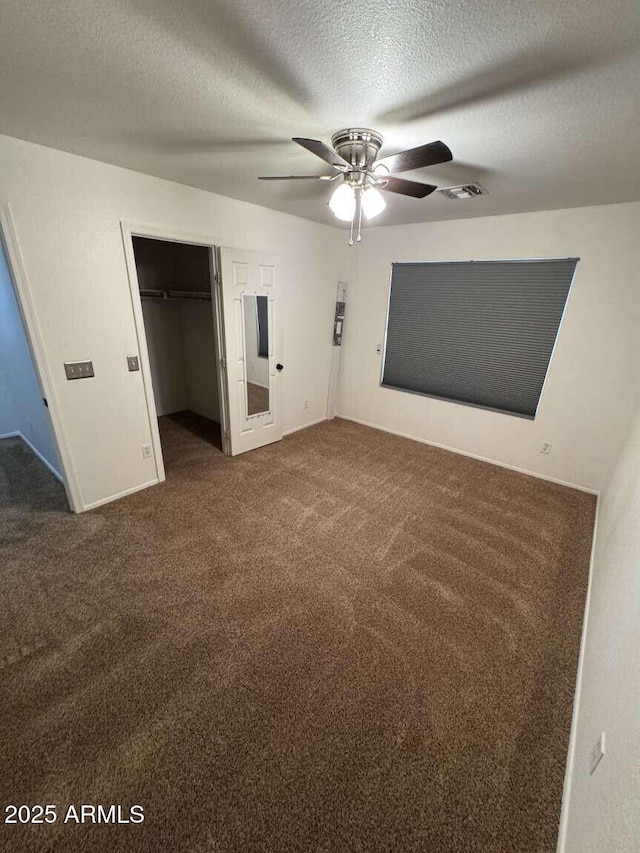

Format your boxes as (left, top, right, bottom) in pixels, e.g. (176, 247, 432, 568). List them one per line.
(139, 288, 212, 301)
(168, 290, 212, 301)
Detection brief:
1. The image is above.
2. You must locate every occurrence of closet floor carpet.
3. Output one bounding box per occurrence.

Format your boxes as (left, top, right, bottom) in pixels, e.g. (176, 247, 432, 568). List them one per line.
(0, 419, 595, 853)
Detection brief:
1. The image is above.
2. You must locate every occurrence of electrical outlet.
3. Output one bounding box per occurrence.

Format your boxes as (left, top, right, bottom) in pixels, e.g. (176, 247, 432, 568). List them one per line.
(303, 399, 308, 410)
(589, 731, 605, 775)
(142, 444, 153, 459)
(541, 441, 552, 454)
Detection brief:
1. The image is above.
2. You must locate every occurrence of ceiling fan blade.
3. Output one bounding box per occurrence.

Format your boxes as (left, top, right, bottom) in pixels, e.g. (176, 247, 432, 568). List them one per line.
(379, 176, 438, 198)
(375, 141, 452, 174)
(259, 175, 333, 181)
(292, 137, 350, 169)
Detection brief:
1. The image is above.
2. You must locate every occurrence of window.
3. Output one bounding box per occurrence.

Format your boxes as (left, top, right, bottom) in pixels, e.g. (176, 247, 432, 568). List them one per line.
(382, 258, 578, 419)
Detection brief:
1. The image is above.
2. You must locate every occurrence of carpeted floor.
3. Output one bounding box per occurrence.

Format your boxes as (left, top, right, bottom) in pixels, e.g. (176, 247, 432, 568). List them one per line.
(0, 420, 595, 853)
(161, 410, 223, 454)
(0, 435, 68, 514)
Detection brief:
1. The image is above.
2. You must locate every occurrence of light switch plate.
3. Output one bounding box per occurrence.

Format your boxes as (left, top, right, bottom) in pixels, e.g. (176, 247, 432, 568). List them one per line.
(127, 355, 140, 372)
(64, 361, 94, 380)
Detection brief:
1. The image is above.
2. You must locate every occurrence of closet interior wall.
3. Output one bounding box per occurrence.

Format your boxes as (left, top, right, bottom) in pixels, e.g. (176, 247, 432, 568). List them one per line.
(133, 237, 220, 424)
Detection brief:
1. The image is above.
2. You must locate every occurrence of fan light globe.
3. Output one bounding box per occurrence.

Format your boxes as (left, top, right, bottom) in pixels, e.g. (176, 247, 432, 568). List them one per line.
(362, 187, 386, 219)
(329, 183, 356, 221)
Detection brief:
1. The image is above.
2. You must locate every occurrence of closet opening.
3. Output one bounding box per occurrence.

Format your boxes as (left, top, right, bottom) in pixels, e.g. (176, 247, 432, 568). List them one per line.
(0, 235, 70, 511)
(132, 236, 225, 473)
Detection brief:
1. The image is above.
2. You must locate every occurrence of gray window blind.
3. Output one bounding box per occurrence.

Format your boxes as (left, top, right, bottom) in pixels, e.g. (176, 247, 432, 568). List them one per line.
(382, 259, 578, 419)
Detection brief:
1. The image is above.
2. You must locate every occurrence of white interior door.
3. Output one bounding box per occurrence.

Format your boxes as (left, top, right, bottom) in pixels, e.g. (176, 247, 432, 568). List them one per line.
(218, 247, 282, 455)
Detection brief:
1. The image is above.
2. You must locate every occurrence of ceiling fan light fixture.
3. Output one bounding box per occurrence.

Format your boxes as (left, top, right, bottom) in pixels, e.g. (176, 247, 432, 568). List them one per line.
(362, 187, 386, 219)
(263, 129, 453, 242)
(329, 182, 356, 221)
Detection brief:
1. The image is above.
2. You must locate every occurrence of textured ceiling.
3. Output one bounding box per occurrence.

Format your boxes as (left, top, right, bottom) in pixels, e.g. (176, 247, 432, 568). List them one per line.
(0, 0, 639, 227)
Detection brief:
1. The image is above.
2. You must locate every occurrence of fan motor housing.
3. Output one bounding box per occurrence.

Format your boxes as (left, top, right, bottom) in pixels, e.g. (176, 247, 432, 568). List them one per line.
(331, 128, 383, 170)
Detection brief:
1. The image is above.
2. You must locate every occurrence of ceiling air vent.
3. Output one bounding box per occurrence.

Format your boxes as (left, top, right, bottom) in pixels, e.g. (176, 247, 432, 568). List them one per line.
(437, 183, 486, 200)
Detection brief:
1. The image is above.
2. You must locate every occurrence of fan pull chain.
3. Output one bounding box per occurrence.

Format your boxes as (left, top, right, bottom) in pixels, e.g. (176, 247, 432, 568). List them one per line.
(356, 189, 363, 242)
(348, 214, 354, 246)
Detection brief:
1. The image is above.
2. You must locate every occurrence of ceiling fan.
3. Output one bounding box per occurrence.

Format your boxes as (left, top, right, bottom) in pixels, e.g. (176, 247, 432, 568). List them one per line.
(259, 128, 453, 244)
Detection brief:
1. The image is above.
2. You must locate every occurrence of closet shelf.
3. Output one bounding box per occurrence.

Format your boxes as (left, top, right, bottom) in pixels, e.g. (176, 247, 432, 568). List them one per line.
(140, 288, 212, 301)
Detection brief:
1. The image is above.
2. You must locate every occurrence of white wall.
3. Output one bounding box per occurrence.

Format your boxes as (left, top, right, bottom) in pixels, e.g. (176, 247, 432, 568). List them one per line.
(560, 399, 640, 852)
(141, 299, 220, 421)
(0, 358, 15, 436)
(141, 300, 187, 416)
(0, 243, 60, 474)
(180, 300, 220, 422)
(0, 133, 346, 509)
(338, 202, 640, 491)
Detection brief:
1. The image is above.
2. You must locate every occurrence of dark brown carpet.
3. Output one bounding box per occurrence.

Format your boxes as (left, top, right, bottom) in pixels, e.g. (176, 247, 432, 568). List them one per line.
(0, 435, 68, 514)
(161, 410, 223, 455)
(0, 419, 595, 853)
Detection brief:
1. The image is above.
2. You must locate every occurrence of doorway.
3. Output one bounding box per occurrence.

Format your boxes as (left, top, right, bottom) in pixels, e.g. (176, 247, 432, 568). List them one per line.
(122, 224, 283, 476)
(130, 235, 225, 474)
(0, 231, 70, 511)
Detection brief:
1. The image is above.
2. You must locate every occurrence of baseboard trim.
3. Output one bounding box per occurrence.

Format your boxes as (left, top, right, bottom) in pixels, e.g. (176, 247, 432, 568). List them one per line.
(82, 479, 160, 512)
(555, 495, 600, 852)
(283, 416, 327, 437)
(2, 431, 64, 482)
(336, 415, 599, 495)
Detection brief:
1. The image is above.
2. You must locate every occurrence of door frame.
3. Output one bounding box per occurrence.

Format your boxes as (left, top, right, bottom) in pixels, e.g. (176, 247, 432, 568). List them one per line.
(120, 221, 230, 477)
(0, 204, 81, 512)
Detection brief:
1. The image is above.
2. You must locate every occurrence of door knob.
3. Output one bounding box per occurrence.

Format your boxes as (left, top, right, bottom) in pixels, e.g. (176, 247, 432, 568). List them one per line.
(276, 363, 284, 372)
